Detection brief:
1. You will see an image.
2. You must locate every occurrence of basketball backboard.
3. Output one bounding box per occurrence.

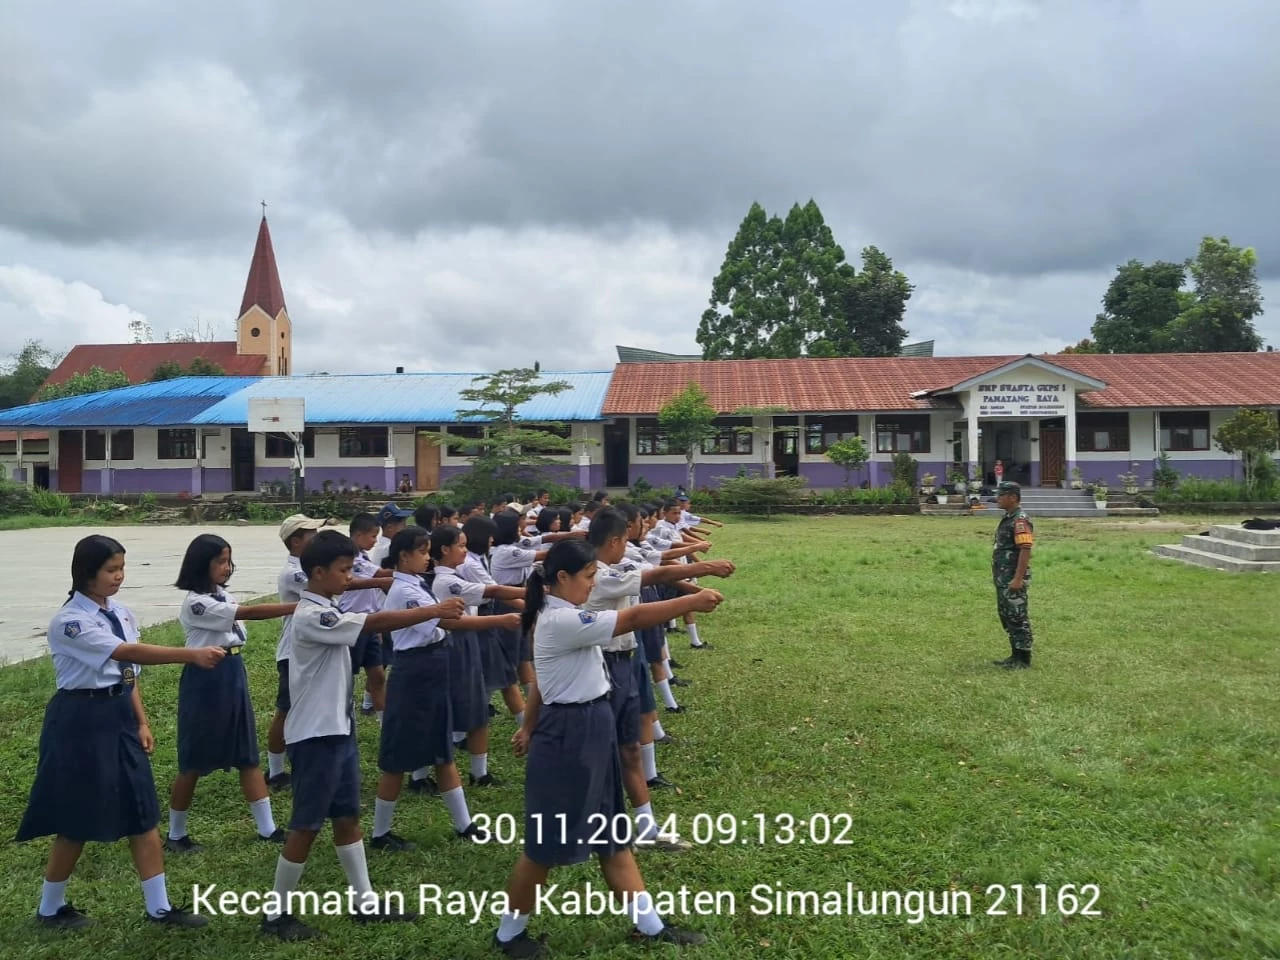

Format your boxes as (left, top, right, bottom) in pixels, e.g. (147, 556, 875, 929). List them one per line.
(247, 397, 305, 434)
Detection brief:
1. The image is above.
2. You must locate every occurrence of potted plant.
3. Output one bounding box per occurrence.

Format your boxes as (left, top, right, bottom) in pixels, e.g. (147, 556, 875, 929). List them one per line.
(1070, 466, 1083, 489)
(920, 473, 936, 495)
(1119, 464, 1139, 495)
(969, 478, 982, 493)
(948, 469, 967, 491)
(1092, 481, 1108, 509)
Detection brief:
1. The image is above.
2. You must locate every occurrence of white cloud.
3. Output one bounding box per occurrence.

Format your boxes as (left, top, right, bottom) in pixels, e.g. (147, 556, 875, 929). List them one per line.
(0, 265, 147, 353)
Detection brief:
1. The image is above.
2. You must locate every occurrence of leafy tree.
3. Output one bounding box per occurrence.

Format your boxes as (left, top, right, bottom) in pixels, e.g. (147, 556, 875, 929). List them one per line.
(425, 367, 575, 502)
(658, 382, 718, 491)
(37, 366, 130, 401)
(1059, 338, 1099, 354)
(150, 357, 227, 381)
(0, 340, 62, 409)
(1090, 260, 1187, 353)
(821, 246, 912, 358)
(1213, 407, 1279, 493)
(150, 360, 185, 381)
(1166, 237, 1264, 352)
(825, 435, 869, 486)
(731, 405, 793, 478)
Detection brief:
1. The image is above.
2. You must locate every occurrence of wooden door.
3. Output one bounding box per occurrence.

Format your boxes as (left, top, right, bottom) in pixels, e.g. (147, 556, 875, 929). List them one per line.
(57, 431, 83, 493)
(230, 428, 256, 491)
(415, 429, 440, 492)
(604, 421, 629, 487)
(1040, 428, 1065, 486)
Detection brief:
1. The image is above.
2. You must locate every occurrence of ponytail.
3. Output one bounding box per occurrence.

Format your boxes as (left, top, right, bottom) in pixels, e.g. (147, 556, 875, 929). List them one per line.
(522, 567, 548, 636)
(522, 539, 597, 636)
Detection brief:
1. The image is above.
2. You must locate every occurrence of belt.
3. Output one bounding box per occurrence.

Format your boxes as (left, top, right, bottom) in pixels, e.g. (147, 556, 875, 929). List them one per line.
(226, 645, 243, 655)
(61, 681, 135, 698)
(603, 649, 634, 660)
(548, 693, 610, 707)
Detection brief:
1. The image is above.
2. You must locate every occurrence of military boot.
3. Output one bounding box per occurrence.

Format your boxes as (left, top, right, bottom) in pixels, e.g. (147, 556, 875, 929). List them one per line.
(992, 647, 1016, 667)
(1010, 649, 1031, 669)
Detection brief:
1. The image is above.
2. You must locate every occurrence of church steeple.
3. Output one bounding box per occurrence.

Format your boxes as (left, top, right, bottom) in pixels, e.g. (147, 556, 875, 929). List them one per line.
(236, 213, 292, 376)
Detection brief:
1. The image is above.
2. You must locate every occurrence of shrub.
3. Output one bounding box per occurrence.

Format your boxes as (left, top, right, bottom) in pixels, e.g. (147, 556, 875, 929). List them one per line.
(1152, 452, 1179, 493)
(891, 452, 919, 490)
(0, 479, 34, 517)
(713, 475, 807, 512)
(85, 498, 119, 521)
(1153, 476, 1280, 504)
(246, 501, 289, 523)
(30, 487, 72, 517)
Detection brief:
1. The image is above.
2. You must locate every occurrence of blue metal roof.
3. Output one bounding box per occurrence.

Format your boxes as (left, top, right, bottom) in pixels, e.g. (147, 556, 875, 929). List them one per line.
(192, 372, 613, 425)
(0, 377, 262, 428)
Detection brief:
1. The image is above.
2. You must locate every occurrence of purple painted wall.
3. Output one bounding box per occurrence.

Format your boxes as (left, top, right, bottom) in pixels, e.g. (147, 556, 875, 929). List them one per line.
(438, 464, 608, 493)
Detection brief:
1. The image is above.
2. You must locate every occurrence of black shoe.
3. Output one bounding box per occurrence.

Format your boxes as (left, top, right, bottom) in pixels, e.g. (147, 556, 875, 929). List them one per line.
(145, 905, 209, 928)
(470, 772, 504, 787)
(666, 705, 686, 715)
(992, 654, 1016, 667)
(647, 773, 676, 790)
(257, 827, 287, 843)
(163, 835, 204, 854)
(458, 822, 484, 842)
(667, 658, 685, 670)
(487, 703, 498, 718)
(266, 772, 292, 792)
(493, 930, 548, 958)
(262, 912, 318, 941)
(689, 641, 713, 650)
(407, 775, 439, 795)
(370, 831, 417, 852)
(632, 923, 707, 945)
(359, 704, 376, 717)
(1014, 649, 1032, 668)
(670, 677, 692, 687)
(654, 733, 678, 746)
(35, 903, 90, 930)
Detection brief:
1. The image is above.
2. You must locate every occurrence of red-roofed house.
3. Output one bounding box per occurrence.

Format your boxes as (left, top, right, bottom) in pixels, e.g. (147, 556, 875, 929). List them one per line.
(599, 352, 1280, 489)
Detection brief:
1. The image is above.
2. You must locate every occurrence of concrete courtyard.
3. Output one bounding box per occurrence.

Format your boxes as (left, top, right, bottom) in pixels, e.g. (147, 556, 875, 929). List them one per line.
(0, 523, 290, 666)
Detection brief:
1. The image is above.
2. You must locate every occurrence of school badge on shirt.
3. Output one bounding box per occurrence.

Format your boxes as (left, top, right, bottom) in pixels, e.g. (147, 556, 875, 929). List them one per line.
(122, 666, 136, 683)
(319, 611, 339, 627)
(406, 600, 420, 608)
(191, 602, 207, 616)
(293, 572, 307, 583)
(63, 621, 82, 639)
(449, 583, 463, 595)
(579, 611, 596, 624)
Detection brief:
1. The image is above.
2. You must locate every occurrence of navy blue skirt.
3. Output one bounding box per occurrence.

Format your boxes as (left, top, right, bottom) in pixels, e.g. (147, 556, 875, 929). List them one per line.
(275, 658, 291, 712)
(524, 698, 628, 867)
(447, 630, 489, 733)
(493, 600, 523, 686)
(15, 689, 159, 843)
(635, 648, 657, 715)
(477, 606, 509, 693)
(379, 643, 454, 773)
(638, 585, 667, 663)
(177, 650, 260, 775)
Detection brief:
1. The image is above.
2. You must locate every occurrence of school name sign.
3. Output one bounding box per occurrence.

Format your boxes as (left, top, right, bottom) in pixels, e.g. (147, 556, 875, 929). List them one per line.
(973, 381, 1069, 418)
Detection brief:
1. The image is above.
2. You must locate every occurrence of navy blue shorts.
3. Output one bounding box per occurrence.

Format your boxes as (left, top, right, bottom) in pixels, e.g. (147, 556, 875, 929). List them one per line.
(523, 698, 628, 867)
(638, 586, 668, 663)
(448, 630, 489, 733)
(350, 632, 385, 674)
(275, 658, 290, 712)
(16, 688, 159, 843)
(493, 600, 523, 687)
(635, 651, 657, 715)
(478, 623, 509, 694)
(379, 644, 454, 773)
(605, 652, 640, 746)
(177, 650, 259, 774)
(286, 733, 361, 831)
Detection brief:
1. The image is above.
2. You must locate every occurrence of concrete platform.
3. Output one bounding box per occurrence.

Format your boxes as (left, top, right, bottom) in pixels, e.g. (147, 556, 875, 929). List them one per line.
(1153, 524, 1280, 572)
(0, 524, 288, 667)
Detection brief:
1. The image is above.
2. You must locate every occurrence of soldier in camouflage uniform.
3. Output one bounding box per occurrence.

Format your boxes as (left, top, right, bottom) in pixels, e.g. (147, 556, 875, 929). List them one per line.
(991, 480, 1034, 669)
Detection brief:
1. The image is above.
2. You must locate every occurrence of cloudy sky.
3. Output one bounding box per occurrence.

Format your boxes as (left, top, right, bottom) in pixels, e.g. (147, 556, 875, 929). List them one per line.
(1, 0, 1277, 376)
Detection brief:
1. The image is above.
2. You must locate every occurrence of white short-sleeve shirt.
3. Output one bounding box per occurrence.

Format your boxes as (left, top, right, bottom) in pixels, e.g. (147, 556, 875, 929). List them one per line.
(339, 551, 383, 615)
(679, 509, 703, 529)
(491, 543, 538, 585)
(369, 535, 392, 570)
(275, 556, 308, 662)
(431, 565, 488, 616)
(179, 590, 247, 649)
(48, 592, 141, 690)
(383, 572, 446, 652)
(532, 596, 617, 704)
(284, 591, 366, 743)
(584, 560, 642, 652)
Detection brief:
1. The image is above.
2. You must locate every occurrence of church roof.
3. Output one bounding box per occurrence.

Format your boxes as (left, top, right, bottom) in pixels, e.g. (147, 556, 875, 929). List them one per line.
(40, 342, 266, 390)
(239, 216, 287, 318)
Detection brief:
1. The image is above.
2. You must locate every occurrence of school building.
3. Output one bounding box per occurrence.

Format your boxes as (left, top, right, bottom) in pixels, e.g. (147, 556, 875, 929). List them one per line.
(1, 351, 1278, 495)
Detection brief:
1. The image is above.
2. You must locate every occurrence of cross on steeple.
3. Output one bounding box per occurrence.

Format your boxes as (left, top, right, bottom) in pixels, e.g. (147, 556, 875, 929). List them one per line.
(260, 199, 268, 217)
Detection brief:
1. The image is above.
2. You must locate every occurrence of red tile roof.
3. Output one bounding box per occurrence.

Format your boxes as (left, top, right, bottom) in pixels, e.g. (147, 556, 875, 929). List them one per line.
(41, 342, 266, 390)
(602, 353, 1280, 414)
(240, 216, 287, 318)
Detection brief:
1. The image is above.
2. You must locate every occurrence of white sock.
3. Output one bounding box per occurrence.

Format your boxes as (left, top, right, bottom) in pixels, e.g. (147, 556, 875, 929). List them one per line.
(140, 873, 171, 918)
(411, 766, 431, 782)
(38, 879, 67, 917)
(687, 623, 701, 646)
(362, 691, 374, 710)
(657, 679, 679, 710)
(641, 742, 658, 781)
(664, 658, 675, 679)
(652, 718, 667, 740)
(513, 711, 524, 727)
(634, 802, 658, 842)
(168, 808, 189, 840)
(440, 786, 472, 832)
(267, 856, 305, 921)
(497, 909, 530, 942)
(470, 753, 488, 779)
(375, 711, 384, 724)
(249, 797, 276, 838)
(373, 797, 396, 838)
(631, 890, 665, 936)
(268, 752, 286, 778)
(335, 840, 374, 903)
(668, 620, 677, 630)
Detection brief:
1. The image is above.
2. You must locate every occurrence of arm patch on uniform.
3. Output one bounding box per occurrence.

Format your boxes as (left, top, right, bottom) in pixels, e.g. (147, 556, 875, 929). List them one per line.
(191, 601, 206, 616)
(319, 610, 339, 627)
(406, 599, 419, 609)
(449, 583, 463, 595)
(578, 611, 596, 624)
(63, 621, 82, 638)
(1013, 518, 1034, 547)
(293, 571, 307, 583)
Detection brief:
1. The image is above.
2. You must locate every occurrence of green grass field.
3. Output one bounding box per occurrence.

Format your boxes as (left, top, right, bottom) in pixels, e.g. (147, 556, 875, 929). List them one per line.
(0, 516, 1276, 959)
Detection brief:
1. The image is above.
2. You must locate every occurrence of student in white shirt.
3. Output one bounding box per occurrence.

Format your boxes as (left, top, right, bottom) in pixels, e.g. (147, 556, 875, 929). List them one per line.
(164, 535, 296, 854)
(261, 531, 471, 942)
(17, 535, 223, 931)
(657, 499, 713, 650)
(493, 539, 725, 957)
(369, 502, 413, 568)
(345, 513, 395, 721)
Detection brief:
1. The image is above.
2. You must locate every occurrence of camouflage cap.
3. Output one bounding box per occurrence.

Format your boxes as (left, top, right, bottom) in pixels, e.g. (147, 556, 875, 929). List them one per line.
(996, 480, 1021, 495)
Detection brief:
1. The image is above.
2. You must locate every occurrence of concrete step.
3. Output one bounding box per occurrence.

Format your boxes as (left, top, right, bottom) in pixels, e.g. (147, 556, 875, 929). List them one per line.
(1152, 544, 1280, 572)
(1026, 508, 1111, 517)
(1180, 534, 1280, 562)
(1208, 524, 1280, 547)
(1104, 507, 1161, 517)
